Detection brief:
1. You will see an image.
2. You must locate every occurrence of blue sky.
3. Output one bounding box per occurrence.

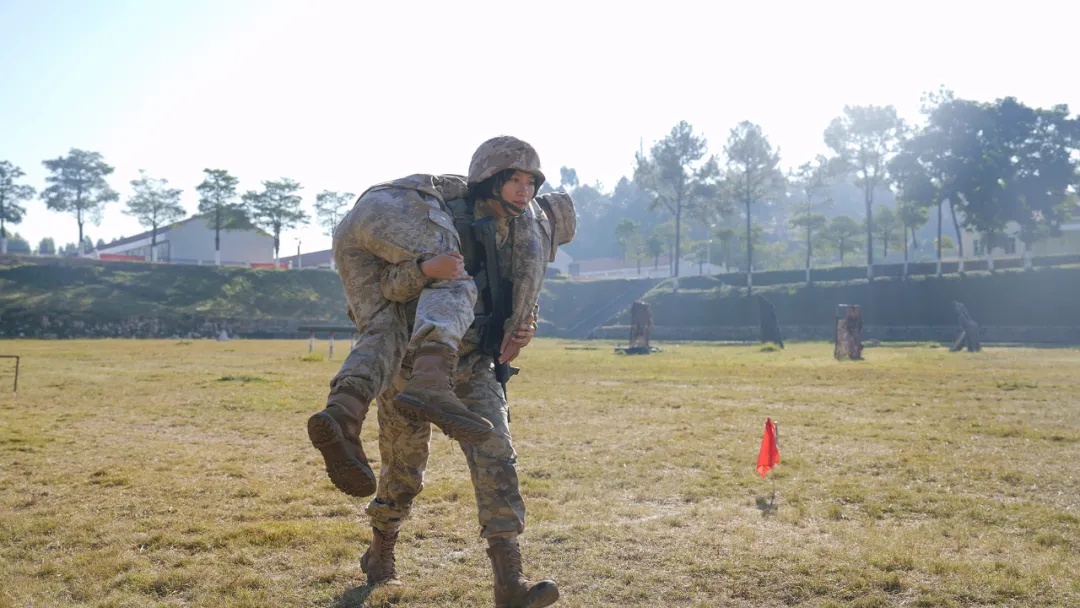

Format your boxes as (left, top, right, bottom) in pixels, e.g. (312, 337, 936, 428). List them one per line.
(3, 0, 1078, 253)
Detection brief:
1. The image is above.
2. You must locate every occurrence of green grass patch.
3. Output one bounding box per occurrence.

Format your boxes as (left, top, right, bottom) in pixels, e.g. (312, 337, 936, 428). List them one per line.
(0, 339, 1076, 607)
(216, 374, 266, 383)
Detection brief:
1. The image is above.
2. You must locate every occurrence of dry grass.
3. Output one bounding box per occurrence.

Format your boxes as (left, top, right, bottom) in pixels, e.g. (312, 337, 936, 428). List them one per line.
(0, 339, 1077, 607)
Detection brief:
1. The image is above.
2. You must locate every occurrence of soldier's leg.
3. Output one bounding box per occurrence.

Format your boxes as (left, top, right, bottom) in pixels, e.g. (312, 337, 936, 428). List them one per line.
(456, 362, 526, 538)
(347, 191, 492, 444)
(362, 380, 432, 587)
(308, 243, 408, 498)
(309, 189, 483, 497)
(392, 278, 491, 444)
(455, 362, 558, 607)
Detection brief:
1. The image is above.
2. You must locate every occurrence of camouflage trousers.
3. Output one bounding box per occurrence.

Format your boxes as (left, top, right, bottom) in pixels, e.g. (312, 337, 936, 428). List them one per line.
(365, 355, 526, 539)
(328, 187, 477, 400)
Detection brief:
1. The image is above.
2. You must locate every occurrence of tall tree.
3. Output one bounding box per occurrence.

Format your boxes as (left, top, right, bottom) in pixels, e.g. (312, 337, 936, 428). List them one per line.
(314, 190, 354, 237)
(824, 105, 905, 279)
(905, 92, 1080, 272)
(711, 225, 738, 272)
(946, 99, 1017, 271)
(560, 182, 615, 259)
(891, 125, 948, 275)
(243, 178, 310, 262)
(196, 168, 246, 266)
(906, 89, 986, 272)
(997, 98, 1080, 268)
(613, 218, 645, 273)
(723, 121, 783, 295)
(613, 218, 640, 262)
(645, 229, 665, 269)
(38, 237, 56, 255)
(819, 215, 863, 265)
(896, 198, 929, 273)
(559, 167, 579, 190)
(653, 220, 677, 274)
(123, 170, 186, 261)
(40, 149, 118, 254)
(0, 161, 36, 255)
(789, 156, 831, 284)
(314, 190, 354, 270)
(633, 121, 721, 277)
(873, 206, 903, 258)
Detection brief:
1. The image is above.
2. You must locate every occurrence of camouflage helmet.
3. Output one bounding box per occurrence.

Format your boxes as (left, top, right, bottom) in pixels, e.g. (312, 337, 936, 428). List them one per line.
(467, 135, 546, 191)
(536, 191, 577, 261)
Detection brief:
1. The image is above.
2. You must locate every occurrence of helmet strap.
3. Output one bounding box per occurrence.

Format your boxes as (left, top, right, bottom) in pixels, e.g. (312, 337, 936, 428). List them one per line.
(497, 194, 526, 218)
(486, 178, 526, 217)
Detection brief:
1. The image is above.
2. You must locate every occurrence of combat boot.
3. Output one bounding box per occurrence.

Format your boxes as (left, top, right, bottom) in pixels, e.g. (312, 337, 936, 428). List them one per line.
(360, 527, 402, 587)
(392, 344, 494, 444)
(486, 536, 559, 608)
(307, 392, 376, 497)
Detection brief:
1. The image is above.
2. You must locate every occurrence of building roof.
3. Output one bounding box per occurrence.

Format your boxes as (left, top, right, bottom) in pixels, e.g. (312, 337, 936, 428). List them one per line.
(97, 216, 197, 250)
(279, 248, 334, 268)
(94, 214, 272, 252)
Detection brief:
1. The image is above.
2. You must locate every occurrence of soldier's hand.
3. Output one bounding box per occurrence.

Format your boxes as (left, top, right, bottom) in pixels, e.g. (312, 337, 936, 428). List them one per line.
(499, 342, 522, 364)
(499, 316, 537, 363)
(420, 252, 468, 280)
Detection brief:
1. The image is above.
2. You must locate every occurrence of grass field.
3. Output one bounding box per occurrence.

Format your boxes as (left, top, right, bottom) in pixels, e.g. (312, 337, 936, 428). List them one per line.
(0, 339, 1077, 608)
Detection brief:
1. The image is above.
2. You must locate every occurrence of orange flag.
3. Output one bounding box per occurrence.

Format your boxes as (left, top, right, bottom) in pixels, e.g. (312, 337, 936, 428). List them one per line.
(756, 417, 780, 478)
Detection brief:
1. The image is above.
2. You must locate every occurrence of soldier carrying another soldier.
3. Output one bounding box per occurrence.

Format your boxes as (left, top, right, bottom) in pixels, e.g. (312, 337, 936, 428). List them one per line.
(307, 135, 576, 607)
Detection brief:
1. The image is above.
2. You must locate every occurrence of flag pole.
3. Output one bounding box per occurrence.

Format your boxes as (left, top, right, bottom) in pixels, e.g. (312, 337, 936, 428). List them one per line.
(772, 421, 779, 504)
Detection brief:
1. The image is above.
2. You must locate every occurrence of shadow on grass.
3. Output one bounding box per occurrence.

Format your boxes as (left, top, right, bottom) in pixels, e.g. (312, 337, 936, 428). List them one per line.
(332, 585, 374, 608)
(755, 493, 778, 518)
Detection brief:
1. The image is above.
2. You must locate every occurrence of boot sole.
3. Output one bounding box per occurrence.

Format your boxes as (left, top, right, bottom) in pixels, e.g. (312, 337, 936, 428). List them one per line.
(392, 394, 494, 445)
(307, 412, 376, 497)
(525, 583, 559, 607)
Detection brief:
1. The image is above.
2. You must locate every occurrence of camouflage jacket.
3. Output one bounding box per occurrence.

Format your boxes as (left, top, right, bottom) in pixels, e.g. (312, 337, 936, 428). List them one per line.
(376, 175, 554, 346)
(357, 174, 472, 303)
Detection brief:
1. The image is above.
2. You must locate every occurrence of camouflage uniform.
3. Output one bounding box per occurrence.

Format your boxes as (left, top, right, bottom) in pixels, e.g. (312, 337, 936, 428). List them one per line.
(351, 136, 576, 606)
(308, 174, 494, 500)
(328, 174, 476, 402)
(365, 196, 554, 538)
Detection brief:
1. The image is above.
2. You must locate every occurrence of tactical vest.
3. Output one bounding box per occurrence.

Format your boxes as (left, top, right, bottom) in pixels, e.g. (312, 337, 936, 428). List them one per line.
(444, 198, 512, 354)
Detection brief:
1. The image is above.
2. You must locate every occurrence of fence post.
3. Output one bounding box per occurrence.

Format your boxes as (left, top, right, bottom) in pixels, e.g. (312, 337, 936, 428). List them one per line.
(329, 332, 335, 359)
(1, 355, 19, 393)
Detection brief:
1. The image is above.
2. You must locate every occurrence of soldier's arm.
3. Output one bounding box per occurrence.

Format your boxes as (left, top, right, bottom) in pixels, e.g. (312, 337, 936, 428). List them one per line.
(498, 303, 539, 363)
(380, 253, 467, 303)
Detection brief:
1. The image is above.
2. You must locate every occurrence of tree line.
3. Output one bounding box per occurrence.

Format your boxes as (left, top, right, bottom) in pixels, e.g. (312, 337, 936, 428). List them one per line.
(0, 153, 355, 262)
(556, 89, 1079, 293)
(2, 88, 1077, 282)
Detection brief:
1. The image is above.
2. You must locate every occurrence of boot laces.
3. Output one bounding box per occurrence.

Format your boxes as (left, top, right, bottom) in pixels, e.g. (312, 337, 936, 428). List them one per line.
(500, 538, 525, 580)
(380, 529, 398, 569)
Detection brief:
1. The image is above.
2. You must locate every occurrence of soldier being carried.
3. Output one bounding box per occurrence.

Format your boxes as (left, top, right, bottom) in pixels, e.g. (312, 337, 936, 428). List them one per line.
(305, 135, 576, 607)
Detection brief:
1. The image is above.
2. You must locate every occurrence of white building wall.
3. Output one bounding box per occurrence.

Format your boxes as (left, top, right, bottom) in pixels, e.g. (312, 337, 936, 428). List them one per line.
(550, 249, 572, 274)
(166, 217, 274, 264)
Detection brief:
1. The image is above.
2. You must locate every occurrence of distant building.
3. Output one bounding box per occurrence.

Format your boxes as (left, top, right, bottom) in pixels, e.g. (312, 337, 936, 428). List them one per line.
(550, 249, 572, 275)
(279, 248, 335, 270)
(280, 245, 576, 274)
(961, 220, 1080, 260)
(91, 215, 277, 266)
(566, 254, 720, 279)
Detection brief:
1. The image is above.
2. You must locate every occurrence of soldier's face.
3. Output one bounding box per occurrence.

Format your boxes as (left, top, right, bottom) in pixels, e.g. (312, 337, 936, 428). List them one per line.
(491, 170, 537, 217)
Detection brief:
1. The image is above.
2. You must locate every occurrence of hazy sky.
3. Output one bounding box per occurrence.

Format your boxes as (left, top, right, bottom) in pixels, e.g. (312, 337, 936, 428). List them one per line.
(3, 0, 1077, 254)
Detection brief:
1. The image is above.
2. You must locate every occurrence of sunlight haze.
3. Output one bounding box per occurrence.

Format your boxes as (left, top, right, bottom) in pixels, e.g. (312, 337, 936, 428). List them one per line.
(2, 0, 1076, 253)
